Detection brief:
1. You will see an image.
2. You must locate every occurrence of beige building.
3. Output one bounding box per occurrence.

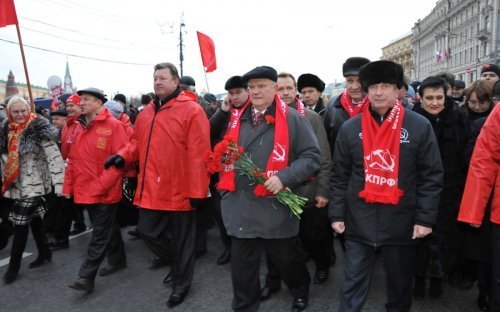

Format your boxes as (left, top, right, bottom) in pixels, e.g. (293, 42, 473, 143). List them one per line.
(412, 0, 500, 83)
(382, 33, 414, 79)
(0, 71, 49, 104)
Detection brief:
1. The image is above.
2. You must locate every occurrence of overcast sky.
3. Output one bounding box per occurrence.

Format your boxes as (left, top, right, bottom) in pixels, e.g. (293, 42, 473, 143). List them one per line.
(0, 0, 439, 98)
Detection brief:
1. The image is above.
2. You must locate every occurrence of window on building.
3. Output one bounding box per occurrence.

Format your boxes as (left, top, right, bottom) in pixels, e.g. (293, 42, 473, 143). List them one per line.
(476, 45, 479, 60)
(470, 47, 473, 62)
(465, 50, 468, 63)
(483, 42, 488, 56)
(485, 15, 490, 29)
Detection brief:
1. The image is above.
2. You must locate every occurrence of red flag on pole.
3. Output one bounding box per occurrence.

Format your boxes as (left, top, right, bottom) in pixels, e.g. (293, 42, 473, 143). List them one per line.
(0, 0, 18, 27)
(196, 31, 217, 73)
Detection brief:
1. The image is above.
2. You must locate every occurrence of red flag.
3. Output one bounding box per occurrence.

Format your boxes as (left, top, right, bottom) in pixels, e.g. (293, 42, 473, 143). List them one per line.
(0, 0, 18, 27)
(196, 31, 217, 73)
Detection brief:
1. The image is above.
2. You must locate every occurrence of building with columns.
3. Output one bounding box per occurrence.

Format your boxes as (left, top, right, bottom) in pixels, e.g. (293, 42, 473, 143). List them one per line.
(412, 0, 500, 84)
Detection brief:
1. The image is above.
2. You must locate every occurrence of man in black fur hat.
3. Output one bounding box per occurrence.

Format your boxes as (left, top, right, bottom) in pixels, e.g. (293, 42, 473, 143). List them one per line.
(329, 60, 443, 311)
(297, 73, 327, 116)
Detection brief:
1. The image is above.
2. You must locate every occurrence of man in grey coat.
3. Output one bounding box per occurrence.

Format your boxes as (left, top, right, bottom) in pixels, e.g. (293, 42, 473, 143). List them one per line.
(218, 66, 321, 312)
(329, 60, 443, 311)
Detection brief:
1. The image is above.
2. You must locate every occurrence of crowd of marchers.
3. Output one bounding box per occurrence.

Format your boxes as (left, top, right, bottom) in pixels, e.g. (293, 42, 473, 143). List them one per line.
(0, 59, 499, 312)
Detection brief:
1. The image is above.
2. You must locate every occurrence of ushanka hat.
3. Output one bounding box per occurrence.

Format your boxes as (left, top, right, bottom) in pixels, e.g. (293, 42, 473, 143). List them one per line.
(242, 66, 278, 82)
(359, 60, 404, 92)
(343, 57, 370, 77)
(480, 64, 500, 77)
(225, 76, 247, 90)
(297, 73, 325, 92)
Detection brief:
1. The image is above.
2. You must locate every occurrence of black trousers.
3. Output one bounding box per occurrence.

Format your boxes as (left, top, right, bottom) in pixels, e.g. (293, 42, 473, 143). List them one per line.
(340, 240, 415, 312)
(213, 186, 231, 250)
(78, 203, 126, 279)
(52, 197, 75, 241)
(492, 223, 500, 311)
(231, 236, 310, 312)
(137, 209, 196, 294)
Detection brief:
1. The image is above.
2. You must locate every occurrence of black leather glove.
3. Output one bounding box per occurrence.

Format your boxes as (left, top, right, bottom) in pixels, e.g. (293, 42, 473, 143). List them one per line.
(189, 198, 205, 209)
(104, 154, 125, 169)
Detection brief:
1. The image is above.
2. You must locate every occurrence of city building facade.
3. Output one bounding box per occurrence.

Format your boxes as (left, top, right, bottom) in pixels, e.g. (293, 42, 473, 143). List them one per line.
(412, 0, 500, 84)
(382, 33, 414, 79)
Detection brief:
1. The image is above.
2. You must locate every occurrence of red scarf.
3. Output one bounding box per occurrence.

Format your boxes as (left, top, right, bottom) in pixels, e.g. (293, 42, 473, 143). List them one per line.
(219, 94, 289, 197)
(340, 90, 369, 118)
(2, 113, 37, 194)
(359, 101, 405, 204)
(296, 98, 306, 116)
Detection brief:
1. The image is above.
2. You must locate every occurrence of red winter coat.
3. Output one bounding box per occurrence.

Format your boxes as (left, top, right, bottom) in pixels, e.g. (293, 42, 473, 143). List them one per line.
(62, 108, 130, 204)
(119, 113, 131, 127)
(118, 91, 210, 211)
(458, 104, 500, 225)
(60, 115, 84, 160)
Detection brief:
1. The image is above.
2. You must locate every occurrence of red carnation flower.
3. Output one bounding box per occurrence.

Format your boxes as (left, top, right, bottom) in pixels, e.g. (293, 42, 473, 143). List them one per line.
(265, 115, 275, 125)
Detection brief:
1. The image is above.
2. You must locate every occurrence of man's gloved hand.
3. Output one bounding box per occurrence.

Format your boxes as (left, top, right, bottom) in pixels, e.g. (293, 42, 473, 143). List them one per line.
(189, 198, 205, 209)
(104, 154, 125, 169)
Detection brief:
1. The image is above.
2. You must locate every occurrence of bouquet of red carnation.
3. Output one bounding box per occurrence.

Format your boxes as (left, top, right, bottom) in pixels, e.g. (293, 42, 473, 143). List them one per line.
(205, 135, 307, 218)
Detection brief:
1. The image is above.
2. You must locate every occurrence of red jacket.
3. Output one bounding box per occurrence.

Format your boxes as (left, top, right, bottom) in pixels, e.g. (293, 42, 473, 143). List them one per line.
(62, 108, 130, 204)
(458, 104, 500, 225)
(118, 91, 210, 211)
(119, 113, 131, 127)
(60, 115, 84, 160)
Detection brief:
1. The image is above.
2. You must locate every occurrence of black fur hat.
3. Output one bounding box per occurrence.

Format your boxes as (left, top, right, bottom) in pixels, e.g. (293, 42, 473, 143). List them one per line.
(359, 60, 404, 92)
(225, 76, 247, 91)
(297, 73, 325, 92)
(343, 57, 370, 77)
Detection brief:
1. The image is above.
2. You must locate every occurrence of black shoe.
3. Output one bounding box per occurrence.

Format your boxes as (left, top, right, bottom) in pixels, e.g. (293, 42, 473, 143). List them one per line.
(69, 227, 87, 236)
(29, 250, 52, 269)
(99, 263, 126, 277)
(195, 249, 207, 259)
(260, 285, 281, 301)
(3, 271, 18, 284)
(167, 292, 187, 308)
(148, 257, 169, 270)
(216, 248, 231, 265)
(477, 295, 490, 311)
(163, 270, 173, 286)
(313, 270, 329, 284)
(48, 239, 69, 250)
(428, 278, 443, 299)
(413, 277, 426, 299)
(68, 277, 94, 292)
(291, 297, 308, 312)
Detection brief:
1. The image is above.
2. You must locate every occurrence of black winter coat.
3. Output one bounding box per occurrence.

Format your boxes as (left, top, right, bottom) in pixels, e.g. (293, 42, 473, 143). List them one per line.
(324, 95, 349, 157)
(413, 99, 469, 233)
(328, 107, 443, 247)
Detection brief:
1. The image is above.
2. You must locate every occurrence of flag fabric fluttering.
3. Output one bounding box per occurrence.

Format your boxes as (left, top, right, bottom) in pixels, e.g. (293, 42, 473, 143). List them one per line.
(196, 31, 217, 73)
(0, 0, 18, 28)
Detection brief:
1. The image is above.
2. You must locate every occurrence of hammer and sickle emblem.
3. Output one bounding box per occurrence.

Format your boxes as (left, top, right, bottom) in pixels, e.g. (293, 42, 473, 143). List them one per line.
(368, 149, 395, 172)
(272, 143, 286, 162)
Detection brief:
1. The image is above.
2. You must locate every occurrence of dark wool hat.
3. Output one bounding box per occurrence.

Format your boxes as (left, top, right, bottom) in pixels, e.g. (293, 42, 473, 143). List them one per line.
(297, 73, 326, 92)
(50, 109, 68, 118)
(481, 64, 500, 77)
(343, 57, 370, 77)
(225, 76, 247, 90)
(203, 93, 217, 102)
(359, 60, 404, 92)
(454, 80, 466, 89)
(242, 66, 278, 82)
(493, 80, 500, 100)
(113, 93, 127, 104)
(180, 76, 196, 87)
(58, 93, 71, 104)
(77, 87, 107, 103)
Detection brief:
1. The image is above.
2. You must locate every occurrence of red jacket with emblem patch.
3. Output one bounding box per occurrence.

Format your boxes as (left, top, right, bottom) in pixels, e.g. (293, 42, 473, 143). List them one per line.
(62, 108, 130, 204)
(60, 114, 84, 160)
(117, 91, 210, 211)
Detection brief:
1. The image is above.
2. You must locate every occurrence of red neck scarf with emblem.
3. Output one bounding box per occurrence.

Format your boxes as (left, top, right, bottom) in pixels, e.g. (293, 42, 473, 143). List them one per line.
(340, 90, 369, 118)
(2, 113, 37, 194)
(296, 98, 306, 116)
(218, 94, 289, 197)
(359, 101, 405, 204)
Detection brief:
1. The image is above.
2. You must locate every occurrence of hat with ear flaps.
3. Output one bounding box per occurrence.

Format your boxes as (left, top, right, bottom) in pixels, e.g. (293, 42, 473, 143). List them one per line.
(358, 60, 404, 93)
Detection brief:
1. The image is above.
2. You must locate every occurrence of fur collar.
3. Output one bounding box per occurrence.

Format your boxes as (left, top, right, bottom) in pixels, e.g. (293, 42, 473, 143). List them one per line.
(0, 116, 58, 155)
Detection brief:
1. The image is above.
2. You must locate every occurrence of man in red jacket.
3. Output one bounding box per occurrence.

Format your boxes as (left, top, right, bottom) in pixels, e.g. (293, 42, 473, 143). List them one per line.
(105, 62, 211, 308)
(64, 88, 130, 292)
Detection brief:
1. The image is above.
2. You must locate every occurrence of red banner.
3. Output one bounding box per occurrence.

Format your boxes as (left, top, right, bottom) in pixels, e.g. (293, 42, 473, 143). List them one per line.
(196, 31, 217, 73)
(0, 0, 18, 27)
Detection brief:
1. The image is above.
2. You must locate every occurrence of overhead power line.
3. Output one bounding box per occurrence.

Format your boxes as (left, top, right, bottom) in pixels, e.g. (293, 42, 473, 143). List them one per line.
(0, 38, 154, 66)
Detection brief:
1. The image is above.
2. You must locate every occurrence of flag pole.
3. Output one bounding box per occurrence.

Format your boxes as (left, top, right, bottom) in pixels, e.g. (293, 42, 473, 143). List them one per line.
(203, 69, 210, 93)
(15, 23, 34, 111)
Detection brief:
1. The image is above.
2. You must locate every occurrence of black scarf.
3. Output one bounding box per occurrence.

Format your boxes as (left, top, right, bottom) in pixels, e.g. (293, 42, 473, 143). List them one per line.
(154, 87, 181, 110)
